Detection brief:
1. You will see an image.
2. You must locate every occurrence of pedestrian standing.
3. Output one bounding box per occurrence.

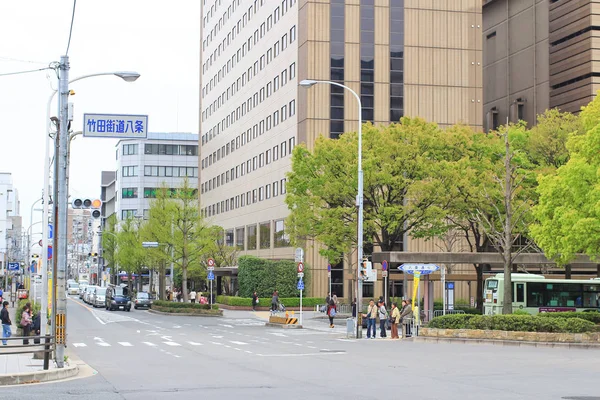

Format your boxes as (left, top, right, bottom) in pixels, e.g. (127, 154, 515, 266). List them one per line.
(21, 303, 32, 345)
(351, 298, 357, 318)
(363, 300, 377, 339)
(332, 292, 338, 307)
(327, 298, 336, 328)
(190, 290, 197, 303)
(271, 290, 279, 312)
(378, 300, 388, 338)
(390, 302, 401, 339)
(252, 291, 259, 311)
(0, 287, 3, 302)
(325, 292, 331, 305)
(400, 299, 413, 338)
(176, 289, 182, 302)
(32, 312, 41, 344)
(1, 301, 11, 346)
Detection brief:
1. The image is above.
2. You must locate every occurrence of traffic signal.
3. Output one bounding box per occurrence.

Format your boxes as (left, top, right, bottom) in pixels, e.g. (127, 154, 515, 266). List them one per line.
(72, 197, 102, 219)
(360, 259, 368, 280)
(32, 254, 40, 259)
(88, 253, 98, 257)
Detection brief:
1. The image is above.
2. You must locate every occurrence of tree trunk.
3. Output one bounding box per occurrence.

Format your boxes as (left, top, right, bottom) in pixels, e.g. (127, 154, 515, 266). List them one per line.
(182, 258, 189, 302)
(158, 261, 165, 301)
(475, 264, 484, 312)
(502, 132, 513, 315)
(127, 272, 133, 296)
(138, 272, 143, 292)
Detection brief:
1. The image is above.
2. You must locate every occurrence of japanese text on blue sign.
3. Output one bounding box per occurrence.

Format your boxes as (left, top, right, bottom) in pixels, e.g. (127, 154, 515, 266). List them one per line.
(83, 114, 148, 139)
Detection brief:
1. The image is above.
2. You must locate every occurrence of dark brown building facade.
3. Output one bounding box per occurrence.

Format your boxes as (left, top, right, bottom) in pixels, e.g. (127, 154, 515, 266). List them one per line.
(483, 0, 600, 131)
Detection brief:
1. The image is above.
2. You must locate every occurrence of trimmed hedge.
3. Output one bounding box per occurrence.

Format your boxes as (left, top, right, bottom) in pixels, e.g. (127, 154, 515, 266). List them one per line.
(216, 295, 324, 307)
(428, 314, 596, 333)
(537, 311, 600, 324)
(153, 300, 214, 310)
(237, 256, 310, 298)
(153, 305, 221, 315)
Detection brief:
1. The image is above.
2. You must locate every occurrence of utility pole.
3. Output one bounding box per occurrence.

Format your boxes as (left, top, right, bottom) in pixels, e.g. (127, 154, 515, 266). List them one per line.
(54, 55, 70, 368)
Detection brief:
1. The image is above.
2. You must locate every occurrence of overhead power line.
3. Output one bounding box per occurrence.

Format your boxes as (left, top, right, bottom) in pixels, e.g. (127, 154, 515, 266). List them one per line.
(65, 0, 77, 55)
(0, 67, 53, 77)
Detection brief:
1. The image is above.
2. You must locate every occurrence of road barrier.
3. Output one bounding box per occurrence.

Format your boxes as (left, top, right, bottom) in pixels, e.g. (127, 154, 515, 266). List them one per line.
(0, 335, 54, 370)
(269, 315, 298, 325)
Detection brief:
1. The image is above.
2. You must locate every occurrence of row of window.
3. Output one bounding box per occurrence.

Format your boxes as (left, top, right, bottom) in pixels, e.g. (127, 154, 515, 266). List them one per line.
(202, 58, 296, 123)
(143, 144, 198, 156)
(330, 2, 345, 138)
(202, 137, 295, 194)
(203, 0, 296, 85)
(202, 21, 297, 105)
(202, 93, 296, 148)
(224, 219, 291, 251)
(121, 187, 198, 199)
(121, 165, 198, 178)
(202, 98, 296, 168)
(203, 179, 287, 219)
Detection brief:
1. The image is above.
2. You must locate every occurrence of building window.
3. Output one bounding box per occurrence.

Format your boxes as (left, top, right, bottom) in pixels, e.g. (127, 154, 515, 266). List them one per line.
(122, 144, 138, 155)
(122, 187, 138, 199)
(281, 178, 287, 194)
(144, 188, 157, 198)
(273, 180, 279, 197)
(225, 229, 234, 247)
(236, 227, 245, 250)
(259, 186, 264, 201)
(122, 166, 138, 177)
(247, 224, 257, 250)
(274, 219, 290, 248)
(121, 209, 137, 219)
(259, 221, 271, 249)
(266, 183, 271, 198)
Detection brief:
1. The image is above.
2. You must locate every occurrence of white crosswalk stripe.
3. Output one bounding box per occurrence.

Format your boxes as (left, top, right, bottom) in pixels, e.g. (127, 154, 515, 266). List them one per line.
(163, 341, 181, 346)
(118, 342, 133, 347)
(187, 341, 203, 346)
(72, 343, 86, 347)
(97, 342, 111, 347)
(142, 342, 157, 347)
(229, 340, 248, 345)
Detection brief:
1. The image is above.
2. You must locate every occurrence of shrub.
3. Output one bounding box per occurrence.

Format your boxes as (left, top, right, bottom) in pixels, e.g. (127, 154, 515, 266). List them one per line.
(153, 305, 221, 315)
(427, 314, 596, 333)
(537, 311, 600, 324)
(512, 309, 530, 315)
(237, 256, 310, 298)
(153, 300, 214, 310)
(216, 295, 324, 307)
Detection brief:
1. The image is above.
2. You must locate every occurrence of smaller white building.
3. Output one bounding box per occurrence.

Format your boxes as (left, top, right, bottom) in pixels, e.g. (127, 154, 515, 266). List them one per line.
(0, 173, 20, 275)
(115, 133, 199, 221)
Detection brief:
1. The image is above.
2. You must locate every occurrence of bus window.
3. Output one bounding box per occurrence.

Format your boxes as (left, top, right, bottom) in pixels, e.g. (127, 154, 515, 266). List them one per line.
(583, 285, 600, 307)
(486, 280, 498, 290)
(515, 283, 524, 303)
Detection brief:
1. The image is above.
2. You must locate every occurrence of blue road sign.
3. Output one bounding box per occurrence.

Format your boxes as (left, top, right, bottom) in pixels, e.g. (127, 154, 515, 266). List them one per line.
(382, 260, 388, 271)
(48, 224, 53, 239)
(297, 279, 304, 291)
(207, 271, 215, 281)
(398, 263, 439, 275)
(48, 245, 52, 259)
(327, 263, 331, 272)
(7, 262, 19, 271)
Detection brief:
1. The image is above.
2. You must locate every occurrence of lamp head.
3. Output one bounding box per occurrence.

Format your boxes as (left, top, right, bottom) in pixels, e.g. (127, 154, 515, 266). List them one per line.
(114, 72, 141, 82)
(299, 79, 318, 88)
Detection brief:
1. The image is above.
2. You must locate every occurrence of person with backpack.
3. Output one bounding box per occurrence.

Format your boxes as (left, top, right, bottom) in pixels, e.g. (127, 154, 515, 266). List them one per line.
(326, 298, 336, 328)
(378, 300, 388, 338)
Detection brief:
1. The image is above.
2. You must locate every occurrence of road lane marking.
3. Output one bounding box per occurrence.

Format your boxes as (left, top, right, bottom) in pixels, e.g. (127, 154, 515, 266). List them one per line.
(97, 343, 111, 347)
(219, 324, 234, 328)
(163, 342, 181, 346)
(209, 341, 222, 345)
(69, 297, 106, 325)
(72, 343, 87, 347)
(142, 342, 157, 347)
(229, 341, 248, 345)
(257, 352, 345, 357)
(118, 342, 133, 347)
(244, 350, 253, 354)
(187, 341, 203, 346)
(210, 335, 223, 339)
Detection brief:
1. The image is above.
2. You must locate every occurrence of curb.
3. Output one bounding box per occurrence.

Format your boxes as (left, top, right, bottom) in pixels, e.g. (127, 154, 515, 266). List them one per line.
(148, 308, 223, 317)
(413, 336, 600, 349)
(0, 365, 79, 386)
(265, 323, 303, 329)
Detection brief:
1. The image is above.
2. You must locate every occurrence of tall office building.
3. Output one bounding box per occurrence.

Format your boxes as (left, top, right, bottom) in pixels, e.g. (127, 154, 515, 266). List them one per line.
(200, 0, 482, 298)
(483, 0, 600, 130)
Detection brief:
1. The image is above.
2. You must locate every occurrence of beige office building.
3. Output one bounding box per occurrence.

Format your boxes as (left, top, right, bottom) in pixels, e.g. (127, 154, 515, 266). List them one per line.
(483, 0, 600, 131)
(200, 0, 482, 299)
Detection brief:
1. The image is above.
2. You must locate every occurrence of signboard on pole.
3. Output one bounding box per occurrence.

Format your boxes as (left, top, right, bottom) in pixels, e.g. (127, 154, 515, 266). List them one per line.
(48, 224, 53, 239)
(207, 271, 215, 281)
(7, 262, 19, 271)
(382, 270, 388, 278)
(382, 260, 388, 271)
(207, 258, 215, 271)
(297, 279, 304, 291)
(294, 248, 304, 263)
(399, 263, 440, 275)
(297, 262, 304, 273)
(327, 263, 331, 272)
(83, 113, 148, 139)
(142, 242, 159, 248)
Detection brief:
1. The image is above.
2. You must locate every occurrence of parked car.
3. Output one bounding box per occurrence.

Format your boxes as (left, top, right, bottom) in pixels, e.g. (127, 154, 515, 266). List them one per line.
(92, 287, 107, 308)
(134, 292, 153, 309)
(67, 281, 80, 295)
(79, 284, 88, 299)
(105, 285, 131, 311)
(84, 286, 96, 304)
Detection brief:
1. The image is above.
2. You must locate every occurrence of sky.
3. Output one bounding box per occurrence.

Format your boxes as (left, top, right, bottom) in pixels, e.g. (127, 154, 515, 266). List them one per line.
(0, 0, 200, 233)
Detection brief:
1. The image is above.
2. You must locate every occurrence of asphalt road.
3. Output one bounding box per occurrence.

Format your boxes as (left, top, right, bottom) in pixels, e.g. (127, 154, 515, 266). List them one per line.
(0, 294, 599, 400)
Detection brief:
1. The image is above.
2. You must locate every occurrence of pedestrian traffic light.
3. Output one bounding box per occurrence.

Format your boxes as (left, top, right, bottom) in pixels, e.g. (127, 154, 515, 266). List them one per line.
(72, 197, 102, 219)
(360, 259, 368, 280)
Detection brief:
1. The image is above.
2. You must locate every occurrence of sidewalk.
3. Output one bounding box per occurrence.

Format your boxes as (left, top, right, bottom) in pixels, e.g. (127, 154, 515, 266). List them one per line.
(0, 302, 79, 385)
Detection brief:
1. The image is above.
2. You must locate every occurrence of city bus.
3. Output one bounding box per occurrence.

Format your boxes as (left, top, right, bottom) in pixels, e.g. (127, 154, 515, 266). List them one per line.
(484, 273, 600, 315)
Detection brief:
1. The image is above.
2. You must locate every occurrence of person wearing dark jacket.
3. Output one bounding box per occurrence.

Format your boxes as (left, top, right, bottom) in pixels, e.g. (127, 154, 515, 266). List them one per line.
(32, 313, 41, 344)
(326, 299, 336, 328)
(252, 291, 259, 311)
(1, 301, 11, 345)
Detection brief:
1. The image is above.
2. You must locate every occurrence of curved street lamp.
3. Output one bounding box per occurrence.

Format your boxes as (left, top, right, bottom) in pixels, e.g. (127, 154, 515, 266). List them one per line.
(40, 71, 141, 338)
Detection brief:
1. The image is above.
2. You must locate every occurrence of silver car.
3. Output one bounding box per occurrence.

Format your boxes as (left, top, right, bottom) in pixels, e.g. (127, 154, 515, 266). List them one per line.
(84, 286, 95, 303)
(92, 287, 106, 308)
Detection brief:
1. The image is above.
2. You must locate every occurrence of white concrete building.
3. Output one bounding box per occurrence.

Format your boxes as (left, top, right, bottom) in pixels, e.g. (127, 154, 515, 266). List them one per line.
(115, 132, 199, 221)
(0, 173, 20, 275)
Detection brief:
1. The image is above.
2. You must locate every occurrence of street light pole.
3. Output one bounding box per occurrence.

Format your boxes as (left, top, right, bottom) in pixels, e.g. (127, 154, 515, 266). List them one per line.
(299, 79, 363, 338)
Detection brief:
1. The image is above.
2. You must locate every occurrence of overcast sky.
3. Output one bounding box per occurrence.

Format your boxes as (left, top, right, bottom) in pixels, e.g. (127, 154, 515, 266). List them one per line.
(0, 1, 200, 233)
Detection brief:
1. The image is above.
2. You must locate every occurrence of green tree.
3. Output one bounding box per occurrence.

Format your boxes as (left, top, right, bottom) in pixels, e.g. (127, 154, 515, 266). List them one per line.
(141, 186, 175, 300)
(116, 217, 146, 294)
(101, 214, 119, 285)
(531, 96, 600, 264)
(285, 118, 450, 263)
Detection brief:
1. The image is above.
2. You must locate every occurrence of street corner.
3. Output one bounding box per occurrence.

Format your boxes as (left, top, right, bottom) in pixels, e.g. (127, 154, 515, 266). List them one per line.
(0, 363, 80, 387)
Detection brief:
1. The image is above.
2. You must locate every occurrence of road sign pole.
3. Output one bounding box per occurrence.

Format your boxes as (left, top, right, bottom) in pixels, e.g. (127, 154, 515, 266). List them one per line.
(210, 279, 213, 310)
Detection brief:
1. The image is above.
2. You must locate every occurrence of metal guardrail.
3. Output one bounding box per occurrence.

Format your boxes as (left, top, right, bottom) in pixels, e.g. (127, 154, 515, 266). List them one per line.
(433, 309, 466, 318)
(314, 304, 353, 314)
(0, 335, 55, 370)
